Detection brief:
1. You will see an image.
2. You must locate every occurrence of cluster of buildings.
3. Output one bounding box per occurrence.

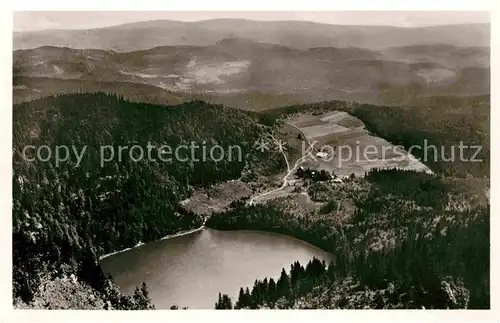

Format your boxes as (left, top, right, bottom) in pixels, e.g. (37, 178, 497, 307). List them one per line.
(295, 166, 347, 184)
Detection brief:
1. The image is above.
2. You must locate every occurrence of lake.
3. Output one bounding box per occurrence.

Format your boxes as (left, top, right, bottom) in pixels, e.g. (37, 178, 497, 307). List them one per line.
(100, 227, 333, 309)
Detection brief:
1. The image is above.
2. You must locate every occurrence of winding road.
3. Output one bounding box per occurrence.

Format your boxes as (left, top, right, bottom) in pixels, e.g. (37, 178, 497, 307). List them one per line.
(249, 122, 316, 205)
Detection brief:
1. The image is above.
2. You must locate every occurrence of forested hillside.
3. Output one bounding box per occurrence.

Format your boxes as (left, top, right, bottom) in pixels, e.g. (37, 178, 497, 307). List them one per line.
(351, 99, 490, 177)
(12, 15, 490, 311)
(11, 93, 489, 309)
(208, 169, 489, 309)
(12, 93, 264, 308)
(212, 97, 490, 309)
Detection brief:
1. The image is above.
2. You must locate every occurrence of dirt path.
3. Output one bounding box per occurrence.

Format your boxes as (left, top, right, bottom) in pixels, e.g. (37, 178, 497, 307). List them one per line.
(249, 122, 316, 205)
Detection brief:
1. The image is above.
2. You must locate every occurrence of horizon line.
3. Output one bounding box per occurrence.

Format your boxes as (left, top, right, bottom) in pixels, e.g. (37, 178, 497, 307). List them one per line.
(13, 17, 491, 33)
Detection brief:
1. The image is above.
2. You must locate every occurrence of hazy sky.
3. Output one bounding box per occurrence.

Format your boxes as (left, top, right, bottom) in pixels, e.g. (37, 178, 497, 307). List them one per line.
(13, 11, 490, 31)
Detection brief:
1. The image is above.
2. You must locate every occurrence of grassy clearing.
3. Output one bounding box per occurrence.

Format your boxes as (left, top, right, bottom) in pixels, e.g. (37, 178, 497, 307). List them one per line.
(276, 122, 304, 167)
(287, 111, 433, 177)
(180, 180, 253, 216)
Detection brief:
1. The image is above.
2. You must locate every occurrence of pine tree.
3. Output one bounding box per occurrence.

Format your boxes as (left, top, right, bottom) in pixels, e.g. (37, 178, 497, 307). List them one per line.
(235, 287, 245, 309)
(214, 293, 233, 309)
(276, 268, 291, 299)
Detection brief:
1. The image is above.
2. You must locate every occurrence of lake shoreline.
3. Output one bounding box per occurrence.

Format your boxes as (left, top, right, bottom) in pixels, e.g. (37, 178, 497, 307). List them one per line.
(99, 225, 206, 260)
(204, 202, 337, 255)
(99, 221, 334, 261)
(100, 226, 334, 309)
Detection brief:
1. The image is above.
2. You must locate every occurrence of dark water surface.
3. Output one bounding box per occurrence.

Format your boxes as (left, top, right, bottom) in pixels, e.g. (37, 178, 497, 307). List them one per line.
(100, 228, 333, 309)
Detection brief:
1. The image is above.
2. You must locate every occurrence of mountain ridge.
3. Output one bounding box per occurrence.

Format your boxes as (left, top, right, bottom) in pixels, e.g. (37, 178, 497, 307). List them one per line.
(14, 19, 490, 52)
(14, 19, 490, 32)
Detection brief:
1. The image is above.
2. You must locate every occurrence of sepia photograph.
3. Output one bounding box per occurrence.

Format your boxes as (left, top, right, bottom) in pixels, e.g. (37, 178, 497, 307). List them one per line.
(9, 8, 492, 314)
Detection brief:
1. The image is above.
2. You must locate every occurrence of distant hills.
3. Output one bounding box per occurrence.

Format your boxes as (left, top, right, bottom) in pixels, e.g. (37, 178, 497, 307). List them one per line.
(13, 37, 489, 107)
(14, 19, 490, 51)
(13, 19, 490, 108)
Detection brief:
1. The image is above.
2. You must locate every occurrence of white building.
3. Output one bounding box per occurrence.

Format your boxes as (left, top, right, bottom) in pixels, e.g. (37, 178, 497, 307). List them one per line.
(315, 152, 329, 160)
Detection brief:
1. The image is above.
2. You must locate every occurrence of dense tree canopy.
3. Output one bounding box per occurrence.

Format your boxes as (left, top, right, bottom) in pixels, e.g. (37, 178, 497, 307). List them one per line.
(12, 93, 489, 310)
(209, 169, 489, 309)
(13, 93, 266, 306)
